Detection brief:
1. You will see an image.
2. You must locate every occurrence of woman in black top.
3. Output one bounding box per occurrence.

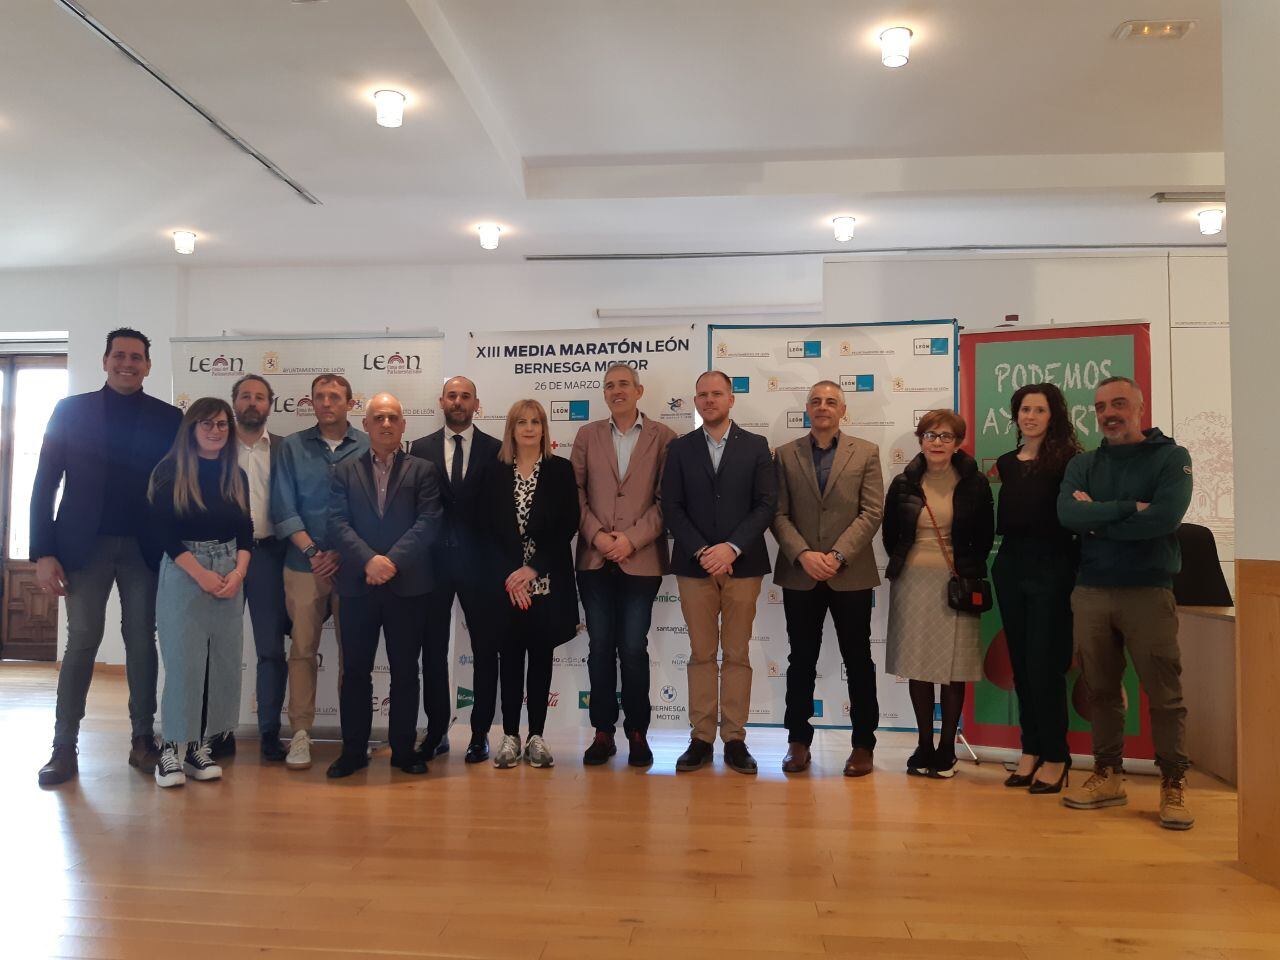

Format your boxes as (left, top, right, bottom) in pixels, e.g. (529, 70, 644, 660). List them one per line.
(147, 398, 253, 788)
(478, 399, 580, 770)
(992, 382, 1081, 794)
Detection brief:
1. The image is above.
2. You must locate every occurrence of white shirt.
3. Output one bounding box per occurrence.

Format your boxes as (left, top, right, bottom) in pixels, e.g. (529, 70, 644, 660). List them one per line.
(443, 424, 476, 481)
(610, 414, 645, 477)
(237, 431, 272, 540)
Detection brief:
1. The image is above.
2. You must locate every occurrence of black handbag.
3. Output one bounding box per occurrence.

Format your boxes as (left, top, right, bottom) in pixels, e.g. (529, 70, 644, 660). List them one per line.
(923, 500, 994, 615)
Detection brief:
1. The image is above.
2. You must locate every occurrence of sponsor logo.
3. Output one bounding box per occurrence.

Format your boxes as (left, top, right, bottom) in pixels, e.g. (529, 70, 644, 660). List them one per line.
(813, 699, 824, 718)
(841, 701, 851, 718)
(667, 397, 684, 412)
(731, 376, 750, 394)
(839, 341, 853, 356)
(786, 410, 809, 429)
(552, 654, 587, 666)
(551, 400, 590, 422)
(766, 586, 783, 604)
(296, 396, 314, 417)
(913, 337, 950, 356)
(350, 392, 366, 413)
(579, 691, 591, 709)
(175, 393, 192, 411)
(787, 340, 822, 359)
(913, 409, 931, 425)
(660, 684, 678, 703)
(767, 659, 783, 678)
(456, 687, 475, 709)
(716, 341, 730, 358)
(188, 354, 245, 376)
(891, 447, 909, 465)
(363, 352, 423, 373)
(671, 652, 689, 668)
(840, 374, 875, 393)
(655, 593, 681, 604)
(262, 351, 280, 373)
(656, 624, 689, 635)
(458, 653, 474, 666)
(767, 376, 780, 392)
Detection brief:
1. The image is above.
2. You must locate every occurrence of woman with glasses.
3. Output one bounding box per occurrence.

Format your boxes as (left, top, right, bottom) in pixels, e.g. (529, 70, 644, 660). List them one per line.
(883, 411, 994, 779)
(147, 398, 253, 788)
(992, 383, 1081, 794)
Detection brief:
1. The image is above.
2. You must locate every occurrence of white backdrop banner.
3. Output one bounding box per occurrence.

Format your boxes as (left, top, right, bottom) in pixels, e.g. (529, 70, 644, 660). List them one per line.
(708, 320, 958, 730)
(462, 324, 699, 729)
(170, 333, 444, 737)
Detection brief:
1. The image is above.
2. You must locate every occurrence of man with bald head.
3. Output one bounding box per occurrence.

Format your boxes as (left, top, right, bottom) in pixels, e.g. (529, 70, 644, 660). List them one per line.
(409, 376, 502, 763)
(326, 392, 442, 779)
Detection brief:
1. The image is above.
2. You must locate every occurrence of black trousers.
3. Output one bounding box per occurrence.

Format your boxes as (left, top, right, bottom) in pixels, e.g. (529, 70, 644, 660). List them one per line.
(245, 537, 289, 739)
(499, 600, 555, 737)
(782, 584, 878, 749)
(422, 569, 494, 746)
(991, 536, 1076, 764)
(337, 588, 426, 761)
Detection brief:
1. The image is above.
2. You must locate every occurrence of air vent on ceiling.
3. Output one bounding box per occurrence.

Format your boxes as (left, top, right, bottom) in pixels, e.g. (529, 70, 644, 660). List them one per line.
(1114, 20, 1197, 40)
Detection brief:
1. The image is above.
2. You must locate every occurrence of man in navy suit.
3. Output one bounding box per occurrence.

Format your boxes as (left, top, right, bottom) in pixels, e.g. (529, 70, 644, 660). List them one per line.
(662, 370, 777, 776)
(32, 328, 183, 785)
(408, 376, 502, 764)
(326, 393, 442, 779)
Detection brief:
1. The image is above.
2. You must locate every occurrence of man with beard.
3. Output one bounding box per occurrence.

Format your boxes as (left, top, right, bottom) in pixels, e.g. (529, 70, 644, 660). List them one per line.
(1057, 376, 1195, 830)
(226, 374, 290, 761)
(408, 376, 502, 763)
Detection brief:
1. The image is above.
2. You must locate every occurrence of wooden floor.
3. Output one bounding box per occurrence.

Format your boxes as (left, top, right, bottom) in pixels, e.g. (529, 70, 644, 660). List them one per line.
(1, 661, 1275, 960)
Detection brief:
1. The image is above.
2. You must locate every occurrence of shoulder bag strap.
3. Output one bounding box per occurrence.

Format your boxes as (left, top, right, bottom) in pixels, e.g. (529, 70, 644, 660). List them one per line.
(922, 498, 959, 579)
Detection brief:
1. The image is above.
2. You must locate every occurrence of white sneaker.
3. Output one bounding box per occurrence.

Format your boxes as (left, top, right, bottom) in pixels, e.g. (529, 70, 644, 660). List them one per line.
(184, 740, 223, 781)
(524, 735, 554, 768)
(155, 742, 186, 788)
(286, 730, 312, 770)
(493, 734, 522, 769)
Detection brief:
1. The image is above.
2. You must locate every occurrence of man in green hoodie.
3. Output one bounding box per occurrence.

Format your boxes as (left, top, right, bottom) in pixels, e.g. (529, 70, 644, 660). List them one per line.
(1056, 376, 1195, 831)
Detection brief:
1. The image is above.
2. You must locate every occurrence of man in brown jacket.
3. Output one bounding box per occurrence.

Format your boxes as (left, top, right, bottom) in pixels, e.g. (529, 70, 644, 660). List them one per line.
(772, 380, 884, 776)
(571, 363, 676, 766)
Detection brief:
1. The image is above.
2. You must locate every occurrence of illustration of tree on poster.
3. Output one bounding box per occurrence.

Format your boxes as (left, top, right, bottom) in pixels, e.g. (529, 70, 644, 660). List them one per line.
(959, 322, 1154, 759)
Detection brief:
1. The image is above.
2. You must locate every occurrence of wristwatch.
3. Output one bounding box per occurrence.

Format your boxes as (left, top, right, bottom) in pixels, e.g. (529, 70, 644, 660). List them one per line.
(831, 549, 847, 568)
(303, 543, 319, 560)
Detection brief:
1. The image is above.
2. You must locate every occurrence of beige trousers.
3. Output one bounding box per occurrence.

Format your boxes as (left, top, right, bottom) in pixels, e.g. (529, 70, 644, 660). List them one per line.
(283, 567, 341, 733)
(677, 574, 763, 743)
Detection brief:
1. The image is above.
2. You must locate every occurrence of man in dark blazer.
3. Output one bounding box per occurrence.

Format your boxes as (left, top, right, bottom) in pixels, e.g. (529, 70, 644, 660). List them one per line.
(662, 370, 776, 775)
(32, 327, 183, 785)
(408, 375, 501, 764)
(230, 374, 291, 762)
(772, 380, 884, 777)
(326, 392, 442, 779)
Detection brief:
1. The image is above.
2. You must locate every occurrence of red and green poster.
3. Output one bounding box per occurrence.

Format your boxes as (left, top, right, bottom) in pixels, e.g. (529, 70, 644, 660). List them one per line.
(958, 322, 1154, 759)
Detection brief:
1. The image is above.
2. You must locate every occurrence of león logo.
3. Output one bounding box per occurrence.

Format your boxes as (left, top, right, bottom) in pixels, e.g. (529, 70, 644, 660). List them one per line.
(188, 354, 244, 376)
(456, 687, 475, 709)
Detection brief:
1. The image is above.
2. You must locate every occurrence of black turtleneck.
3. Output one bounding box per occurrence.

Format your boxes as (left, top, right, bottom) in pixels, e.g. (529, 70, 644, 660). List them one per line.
(98, 387, 148, 537)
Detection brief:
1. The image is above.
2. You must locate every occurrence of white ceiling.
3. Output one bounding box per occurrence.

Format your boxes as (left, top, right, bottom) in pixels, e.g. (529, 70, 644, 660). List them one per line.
(0, 0, 1226, 269)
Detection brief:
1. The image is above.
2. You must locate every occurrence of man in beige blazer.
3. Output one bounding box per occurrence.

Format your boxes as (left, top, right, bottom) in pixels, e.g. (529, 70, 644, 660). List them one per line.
(571, 363, 676, 767)
(772, 380, 884, 777)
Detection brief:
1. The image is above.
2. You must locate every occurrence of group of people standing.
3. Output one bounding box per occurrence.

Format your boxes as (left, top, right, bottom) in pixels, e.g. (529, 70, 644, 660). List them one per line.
(31, 327, 1196, 831)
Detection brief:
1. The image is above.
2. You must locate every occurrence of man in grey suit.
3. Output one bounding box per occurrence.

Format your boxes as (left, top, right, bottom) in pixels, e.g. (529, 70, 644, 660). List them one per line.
(771, 380, 884, 776)
(230, 374, 291, 762)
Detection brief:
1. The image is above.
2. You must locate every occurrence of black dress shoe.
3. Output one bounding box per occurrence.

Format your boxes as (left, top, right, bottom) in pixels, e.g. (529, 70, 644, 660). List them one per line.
(583, 731, 616, 766)
(431, 737, 450, 757)
(1004, 757, 1042, 788)
(128, 735, 160, 774)
(464, 737, 490, 764)
(38, 744, 78, 786)
(907, 745, 935, 777)
(326, 753, 369, 779)
(260, 737, 288, 762)
(626, 730, 653, 768)
(210, 732, 237, 759)
(391, 755, 429, 775)
(1029, 758, 1071, 795)
(675, 737, 714, 772)
(723, 739, 758, 775)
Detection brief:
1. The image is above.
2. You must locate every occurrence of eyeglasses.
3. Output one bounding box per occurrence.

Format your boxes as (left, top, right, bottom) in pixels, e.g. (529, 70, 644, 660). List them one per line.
(921, 431, 957, 443)
(197, 419, 230, 432)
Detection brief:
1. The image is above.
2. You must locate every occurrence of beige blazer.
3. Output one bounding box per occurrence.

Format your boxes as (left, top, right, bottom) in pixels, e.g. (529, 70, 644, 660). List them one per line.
(570, 414, 677, 577)
(771, 432, 884, 591)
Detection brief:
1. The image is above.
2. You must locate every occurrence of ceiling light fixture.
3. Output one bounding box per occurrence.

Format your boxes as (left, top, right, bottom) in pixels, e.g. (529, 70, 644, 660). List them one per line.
(1198, 209, 1225, 236)
(478, 223, 502, 250)
(373, 89, 406, 128)
(173, 230, 196, 255)
(1113, 20, 1196, 40)
(879, 27, 912, 67)
(832, 216, 856, 242)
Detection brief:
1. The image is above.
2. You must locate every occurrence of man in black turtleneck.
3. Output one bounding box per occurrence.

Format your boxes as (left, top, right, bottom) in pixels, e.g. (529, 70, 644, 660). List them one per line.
(31, 328, 182, 785)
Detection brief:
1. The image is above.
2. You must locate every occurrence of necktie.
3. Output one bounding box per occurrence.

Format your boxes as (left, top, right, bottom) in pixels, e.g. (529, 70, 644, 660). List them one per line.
(451, 433, 463, 486)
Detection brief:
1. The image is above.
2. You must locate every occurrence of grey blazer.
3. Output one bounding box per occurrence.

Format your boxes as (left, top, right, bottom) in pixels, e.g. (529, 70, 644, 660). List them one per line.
(771, 432, 884, 591)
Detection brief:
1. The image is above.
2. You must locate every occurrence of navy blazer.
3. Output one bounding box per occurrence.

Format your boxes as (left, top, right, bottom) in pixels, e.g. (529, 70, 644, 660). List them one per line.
(327, 451, 443, 598)
(29, 386, 182, 571)
(661, 422, 777, 578)
(407, 426, 500, 569)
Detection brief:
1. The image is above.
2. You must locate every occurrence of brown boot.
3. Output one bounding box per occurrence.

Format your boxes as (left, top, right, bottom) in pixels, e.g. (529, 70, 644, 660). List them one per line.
(844, 746, 874, 777)
(782, 742, 811, 773)
(128, 735, 160, 774)
(38, 744, 78, 786)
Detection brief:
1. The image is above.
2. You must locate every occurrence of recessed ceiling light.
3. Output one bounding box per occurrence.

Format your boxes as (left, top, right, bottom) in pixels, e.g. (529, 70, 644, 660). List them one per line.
(173, 230, 196, 255)
(879, 27, 912, 67)
(373, 89, 406, 128)
(1113, 20, 1196, 40)
(832, 216, 856, 242)
(478, 223, 502, 250)
(1198, 209, 1224, 236)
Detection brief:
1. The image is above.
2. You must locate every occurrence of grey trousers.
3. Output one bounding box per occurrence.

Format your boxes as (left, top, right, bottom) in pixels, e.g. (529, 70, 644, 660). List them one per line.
(54, 536, 159, 746)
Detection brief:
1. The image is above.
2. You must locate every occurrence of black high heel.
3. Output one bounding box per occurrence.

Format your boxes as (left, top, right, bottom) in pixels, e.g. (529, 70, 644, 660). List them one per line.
(1004, 757, 1042, 788)
(1029, 757, 1071, 795)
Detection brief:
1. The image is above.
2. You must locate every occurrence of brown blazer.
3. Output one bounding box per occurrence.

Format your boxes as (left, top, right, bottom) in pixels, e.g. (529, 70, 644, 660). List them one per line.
(771, 431, 884, 591)
(570, 414, 676, 577)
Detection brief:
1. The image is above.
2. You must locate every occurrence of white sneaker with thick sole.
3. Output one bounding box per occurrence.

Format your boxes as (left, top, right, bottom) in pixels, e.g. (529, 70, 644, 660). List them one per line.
(185, 740, 223, 781)
(524, 735, 554, 768)
(493, 734, 522, 769)
(155, 742, 186, 788)
(286, 730, 312, 770)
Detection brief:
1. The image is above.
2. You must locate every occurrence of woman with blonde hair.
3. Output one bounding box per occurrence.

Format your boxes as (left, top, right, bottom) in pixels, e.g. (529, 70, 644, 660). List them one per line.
(477, 399, 579, 769)
(147, 397, 253, 788)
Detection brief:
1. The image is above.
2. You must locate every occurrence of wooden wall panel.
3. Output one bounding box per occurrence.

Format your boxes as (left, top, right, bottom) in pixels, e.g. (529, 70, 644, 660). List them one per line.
(1237, 559, 1280, 885)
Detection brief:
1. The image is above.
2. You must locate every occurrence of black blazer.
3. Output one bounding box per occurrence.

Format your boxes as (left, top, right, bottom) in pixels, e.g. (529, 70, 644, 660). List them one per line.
(30, 386, 183, 571)
(661, 422, 777, 578)
(407, 426, 500, 570)
(477, 455, 580, 646)
(327, 451, 443, 598)
(882, 450, 994, 581)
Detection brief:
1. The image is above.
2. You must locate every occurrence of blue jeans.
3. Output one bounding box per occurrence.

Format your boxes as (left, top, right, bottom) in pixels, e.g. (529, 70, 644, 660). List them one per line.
(156, 541, 244, 744)
(577, 565, 661, 735)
